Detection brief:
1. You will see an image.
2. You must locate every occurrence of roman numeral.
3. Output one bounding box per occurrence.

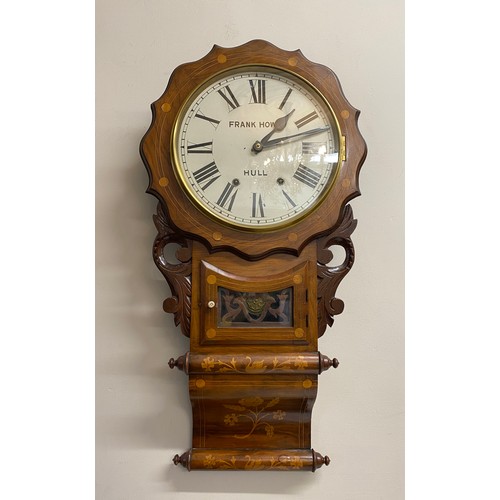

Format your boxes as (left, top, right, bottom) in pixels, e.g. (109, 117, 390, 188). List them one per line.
(281, 190, 296, 207)
(302, 141, 327, 155)
(293, 164, 322, 188)
(217, 85, 240, 110)
(249, 79, 266, 104)
(195, 112, 220, 128)
(216, 182, 238, 211)
(251, 193, 265, 218)
(294, 111, 319, 128)
(187, 141, 213, 154)
(192, 161, 221, 190)
(279, 88, 293, 110)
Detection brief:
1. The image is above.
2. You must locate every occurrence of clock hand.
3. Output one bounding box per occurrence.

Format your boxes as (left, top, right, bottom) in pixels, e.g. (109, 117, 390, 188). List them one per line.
(252, 109, 295, 153)
(257, 126, 330, 150)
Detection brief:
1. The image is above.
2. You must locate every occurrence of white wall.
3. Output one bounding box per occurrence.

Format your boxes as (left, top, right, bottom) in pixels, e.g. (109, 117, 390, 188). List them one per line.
(96, 0, 404, 498)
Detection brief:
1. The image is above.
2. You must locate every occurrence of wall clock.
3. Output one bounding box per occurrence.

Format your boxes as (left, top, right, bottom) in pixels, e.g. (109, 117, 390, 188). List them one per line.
(140, 39, 367, 472)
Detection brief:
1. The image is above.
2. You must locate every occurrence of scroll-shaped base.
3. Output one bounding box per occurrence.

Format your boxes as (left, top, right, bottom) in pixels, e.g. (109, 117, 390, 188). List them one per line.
(173, 448, 330, 471)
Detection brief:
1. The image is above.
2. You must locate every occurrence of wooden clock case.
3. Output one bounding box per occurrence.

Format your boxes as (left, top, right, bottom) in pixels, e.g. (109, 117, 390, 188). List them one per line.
(140, 40, 367, 471)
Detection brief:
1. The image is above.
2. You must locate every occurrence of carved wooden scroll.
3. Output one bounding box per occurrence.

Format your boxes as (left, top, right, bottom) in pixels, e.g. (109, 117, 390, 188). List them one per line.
(152, 202, 192, 338)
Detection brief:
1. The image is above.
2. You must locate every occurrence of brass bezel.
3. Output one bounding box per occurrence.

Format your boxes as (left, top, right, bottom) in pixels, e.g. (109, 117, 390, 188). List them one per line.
(170, 64, 343, 232)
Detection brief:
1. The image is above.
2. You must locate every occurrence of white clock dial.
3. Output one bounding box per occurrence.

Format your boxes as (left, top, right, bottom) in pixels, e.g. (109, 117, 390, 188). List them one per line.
(172, 66, 341, 229)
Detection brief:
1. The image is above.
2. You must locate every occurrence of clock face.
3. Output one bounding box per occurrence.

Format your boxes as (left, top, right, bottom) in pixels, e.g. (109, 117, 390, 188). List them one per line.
(172, 66, 342, 230)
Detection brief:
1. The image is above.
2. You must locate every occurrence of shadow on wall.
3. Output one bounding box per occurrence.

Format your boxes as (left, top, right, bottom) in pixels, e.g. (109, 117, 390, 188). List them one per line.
(97, 128, 192, 451)
(164, 459, 323, 494)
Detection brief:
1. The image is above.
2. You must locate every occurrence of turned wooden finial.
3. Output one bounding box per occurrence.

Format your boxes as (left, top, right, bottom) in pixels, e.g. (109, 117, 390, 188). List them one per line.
(319, 353, 340, 373)
(168, 354, 187, 372)
(172, 450, 190, 470)
(311, 450, 331, 471)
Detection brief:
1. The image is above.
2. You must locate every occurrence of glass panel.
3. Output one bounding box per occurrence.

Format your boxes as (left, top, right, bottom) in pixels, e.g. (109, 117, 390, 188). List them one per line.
(218, 287, 293, 328)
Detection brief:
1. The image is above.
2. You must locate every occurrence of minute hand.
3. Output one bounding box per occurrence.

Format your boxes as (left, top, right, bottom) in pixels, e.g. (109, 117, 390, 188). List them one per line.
(259, 127, 330, 149)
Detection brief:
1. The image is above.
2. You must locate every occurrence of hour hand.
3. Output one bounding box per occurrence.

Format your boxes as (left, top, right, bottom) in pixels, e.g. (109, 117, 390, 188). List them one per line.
(252, 109, 295, 153)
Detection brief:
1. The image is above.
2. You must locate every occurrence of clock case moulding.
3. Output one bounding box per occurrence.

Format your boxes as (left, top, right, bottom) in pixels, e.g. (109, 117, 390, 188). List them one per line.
(140, 39, 367, 472)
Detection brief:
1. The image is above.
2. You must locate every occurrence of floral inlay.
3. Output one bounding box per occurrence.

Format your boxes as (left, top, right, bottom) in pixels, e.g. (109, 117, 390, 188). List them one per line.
(223, 397, 286, 440)
(288, 456, 304, 469)
(200, 355, 308, 374)
(203, 454, 218, 468)
(201, 356, 215, 371)
(294, 356, 308, 369)
(202, 454, 305, 470)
